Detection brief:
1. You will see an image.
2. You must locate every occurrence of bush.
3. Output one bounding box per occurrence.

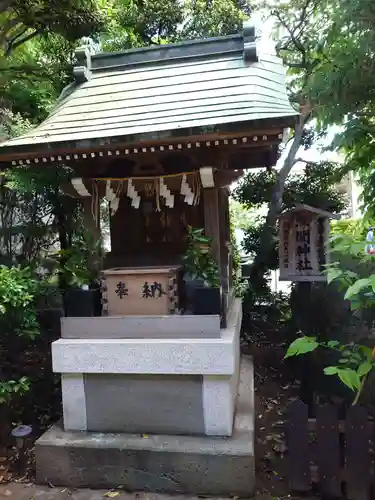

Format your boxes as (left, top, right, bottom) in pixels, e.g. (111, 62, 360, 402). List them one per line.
(330, 218, 362, 237)
(286, 231, 375, 407)
(0, 265, 40, 338)
(0, 265, 41, 407)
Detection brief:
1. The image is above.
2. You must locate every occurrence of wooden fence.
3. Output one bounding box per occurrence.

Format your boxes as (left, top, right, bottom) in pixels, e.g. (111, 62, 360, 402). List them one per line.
(286, 399, 374, 500)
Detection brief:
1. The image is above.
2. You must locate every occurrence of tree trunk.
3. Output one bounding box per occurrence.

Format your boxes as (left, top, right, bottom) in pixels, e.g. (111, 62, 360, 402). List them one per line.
(250, 113, 310, 282)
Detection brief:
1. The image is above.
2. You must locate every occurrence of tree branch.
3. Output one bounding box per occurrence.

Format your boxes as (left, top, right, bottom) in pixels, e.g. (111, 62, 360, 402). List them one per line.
(278, 112, 310, 185)
(4, 26, 27, 54)
(0, 17, 20, 45)
(292, 0, 317, 39)
(293, 158, 319, 167)
(272, 8, 307, 63)
(5, 28, 41, 56)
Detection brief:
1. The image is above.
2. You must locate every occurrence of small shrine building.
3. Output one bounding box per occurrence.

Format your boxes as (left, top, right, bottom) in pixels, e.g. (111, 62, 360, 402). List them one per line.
(0, 23, 296, 301)
(0, 22, 297, 496)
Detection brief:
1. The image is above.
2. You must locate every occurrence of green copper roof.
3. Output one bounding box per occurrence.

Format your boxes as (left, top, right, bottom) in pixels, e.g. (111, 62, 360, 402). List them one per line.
(0, 22, 297, 158)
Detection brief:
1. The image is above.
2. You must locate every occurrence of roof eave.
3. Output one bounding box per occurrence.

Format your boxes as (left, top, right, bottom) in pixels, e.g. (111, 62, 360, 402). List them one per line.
(0, 114, 298, 162)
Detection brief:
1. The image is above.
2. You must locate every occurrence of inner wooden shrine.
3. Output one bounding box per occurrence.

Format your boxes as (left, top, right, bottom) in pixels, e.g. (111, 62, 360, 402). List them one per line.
(62, 150, 246, 321)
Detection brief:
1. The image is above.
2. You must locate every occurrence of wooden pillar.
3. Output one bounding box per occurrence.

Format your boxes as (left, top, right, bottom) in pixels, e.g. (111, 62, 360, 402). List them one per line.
(203, 188, 221, 271)
(224, 188, 234, 292)
(219, 188, 230, 294)
(203, 188, 227, 326)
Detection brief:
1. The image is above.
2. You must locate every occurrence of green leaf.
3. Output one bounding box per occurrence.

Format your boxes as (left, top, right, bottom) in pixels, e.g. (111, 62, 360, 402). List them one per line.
(350, 352, 362, 362)
(327, 268, 342, 284)
(345, 278, 371, 300)
(360, 345, 373, 362)
(327, 340, 340, 348)
(337, 368, 361, 391)
(285, 337, 319, 359)
(357, 362, 373, 377)
(346, 270, 360, 280)
(342, 350, 352, 357)
(324, 366, 338, 375)
(370, 275, 375, 293)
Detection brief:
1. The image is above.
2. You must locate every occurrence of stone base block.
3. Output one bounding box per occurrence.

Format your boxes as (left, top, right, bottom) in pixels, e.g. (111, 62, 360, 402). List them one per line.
(55, 299, 242, 436)
(35, 357, 254, 497)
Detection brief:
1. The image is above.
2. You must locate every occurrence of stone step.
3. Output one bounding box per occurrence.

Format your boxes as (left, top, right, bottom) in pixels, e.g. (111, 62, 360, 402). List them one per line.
(35, 357, 254, 497)
(0, 484, 233, 500)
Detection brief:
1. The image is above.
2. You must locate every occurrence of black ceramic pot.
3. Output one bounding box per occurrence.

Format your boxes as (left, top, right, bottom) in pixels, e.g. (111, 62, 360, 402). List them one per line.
(90, 282, 103, 316)
(64, 287, 102, 317)
(183, 275, 205, 313)
(192, 285, 221, 316)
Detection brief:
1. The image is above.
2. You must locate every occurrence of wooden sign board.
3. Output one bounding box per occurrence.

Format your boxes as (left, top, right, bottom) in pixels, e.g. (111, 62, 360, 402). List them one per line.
(279, 205, 334, 282)
(101, 266, 180, 315)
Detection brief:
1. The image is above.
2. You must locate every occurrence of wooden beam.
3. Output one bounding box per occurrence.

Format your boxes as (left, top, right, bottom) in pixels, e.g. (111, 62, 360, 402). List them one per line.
(203, 188, 221, 270)
(219, 188, 230, 294)
(203, 187, 227, 325)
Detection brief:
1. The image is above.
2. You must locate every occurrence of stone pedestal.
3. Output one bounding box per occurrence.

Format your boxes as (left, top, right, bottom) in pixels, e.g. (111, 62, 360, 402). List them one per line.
(35, 356, 254, 496)
(52, 300, 241, 436)
(36, 298, 254, 495)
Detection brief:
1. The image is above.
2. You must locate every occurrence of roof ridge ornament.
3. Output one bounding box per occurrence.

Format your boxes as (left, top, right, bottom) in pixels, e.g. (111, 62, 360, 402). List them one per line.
(73, 46, 92, 84)
(243, 21, 258, 64)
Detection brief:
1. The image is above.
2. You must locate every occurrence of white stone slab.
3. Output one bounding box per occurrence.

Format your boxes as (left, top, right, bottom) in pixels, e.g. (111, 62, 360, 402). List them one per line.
(61, 314, 221, 339)
(202, 299, 242, 436)
(202, 375, 234, 436)
(61, 374, 87, 431)
(52, 327, 236, 375)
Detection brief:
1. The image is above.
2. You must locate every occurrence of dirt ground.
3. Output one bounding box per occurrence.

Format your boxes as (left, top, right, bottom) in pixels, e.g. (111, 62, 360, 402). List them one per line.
(242, 325, 308, 500)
